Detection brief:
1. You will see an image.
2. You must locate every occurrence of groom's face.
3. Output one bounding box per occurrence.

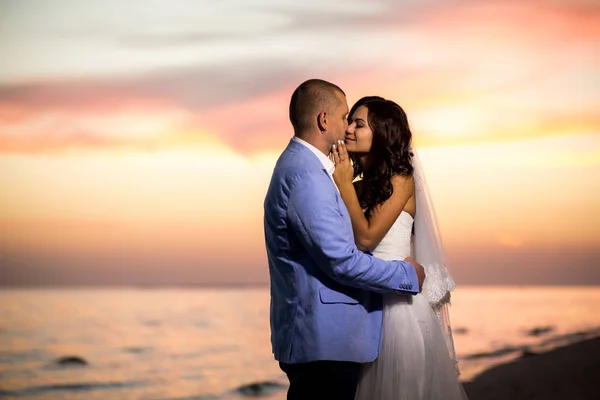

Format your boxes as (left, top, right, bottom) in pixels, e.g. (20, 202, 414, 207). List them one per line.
(328, 92, 350, 143)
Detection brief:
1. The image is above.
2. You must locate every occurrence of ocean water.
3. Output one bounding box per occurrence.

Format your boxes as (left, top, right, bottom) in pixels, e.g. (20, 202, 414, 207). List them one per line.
(1, 286, 599, 399)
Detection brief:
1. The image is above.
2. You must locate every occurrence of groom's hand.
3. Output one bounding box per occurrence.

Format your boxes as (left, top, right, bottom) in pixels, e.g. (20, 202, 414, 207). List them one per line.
(404, 257, 425, 292)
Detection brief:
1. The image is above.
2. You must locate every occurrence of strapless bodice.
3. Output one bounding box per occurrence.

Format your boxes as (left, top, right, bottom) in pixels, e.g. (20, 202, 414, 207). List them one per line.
(371, 211, 413, 261)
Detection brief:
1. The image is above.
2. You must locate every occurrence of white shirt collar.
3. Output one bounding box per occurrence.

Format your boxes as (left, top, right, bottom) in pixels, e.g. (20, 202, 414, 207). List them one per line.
(292, 136, 335, 175)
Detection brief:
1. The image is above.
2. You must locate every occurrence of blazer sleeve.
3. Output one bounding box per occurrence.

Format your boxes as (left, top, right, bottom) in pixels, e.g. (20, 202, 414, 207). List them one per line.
(287, 170, 419, 294)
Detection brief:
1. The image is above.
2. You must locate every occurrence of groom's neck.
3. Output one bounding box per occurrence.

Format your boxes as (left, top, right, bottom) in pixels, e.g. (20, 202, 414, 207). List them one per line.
(294, 132, 330, 156)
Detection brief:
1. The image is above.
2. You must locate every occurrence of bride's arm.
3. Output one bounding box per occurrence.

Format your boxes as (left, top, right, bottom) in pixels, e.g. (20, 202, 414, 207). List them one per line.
(332, 141, 414, 252)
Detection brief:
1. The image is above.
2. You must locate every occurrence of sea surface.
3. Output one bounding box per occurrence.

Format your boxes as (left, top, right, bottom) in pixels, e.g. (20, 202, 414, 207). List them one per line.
(1, 286, 599, 399)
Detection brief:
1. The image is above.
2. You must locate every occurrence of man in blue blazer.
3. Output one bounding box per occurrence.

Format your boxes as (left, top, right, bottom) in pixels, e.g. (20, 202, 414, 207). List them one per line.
(264, 79, 426, 399)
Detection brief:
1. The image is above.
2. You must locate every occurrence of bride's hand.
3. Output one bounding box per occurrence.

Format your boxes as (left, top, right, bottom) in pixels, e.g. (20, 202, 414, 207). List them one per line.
(331, 140, 354, 187)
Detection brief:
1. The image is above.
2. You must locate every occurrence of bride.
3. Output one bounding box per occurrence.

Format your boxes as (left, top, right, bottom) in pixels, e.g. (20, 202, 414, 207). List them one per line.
(331, 96, 468, 399)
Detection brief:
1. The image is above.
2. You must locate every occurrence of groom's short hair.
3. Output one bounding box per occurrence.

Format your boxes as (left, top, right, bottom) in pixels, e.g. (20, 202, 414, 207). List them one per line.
(289, 79, 346, 133)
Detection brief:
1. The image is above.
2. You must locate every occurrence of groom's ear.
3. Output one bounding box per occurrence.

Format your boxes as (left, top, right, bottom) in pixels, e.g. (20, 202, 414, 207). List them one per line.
(317, 111, 327, 133)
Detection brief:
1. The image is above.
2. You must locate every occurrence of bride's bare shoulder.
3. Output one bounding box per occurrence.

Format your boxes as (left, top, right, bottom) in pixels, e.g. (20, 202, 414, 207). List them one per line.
(391, 174, 415, 192)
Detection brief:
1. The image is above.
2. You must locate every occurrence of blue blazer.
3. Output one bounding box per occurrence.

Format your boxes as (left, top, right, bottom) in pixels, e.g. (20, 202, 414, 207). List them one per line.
(263, 138, 419, 364)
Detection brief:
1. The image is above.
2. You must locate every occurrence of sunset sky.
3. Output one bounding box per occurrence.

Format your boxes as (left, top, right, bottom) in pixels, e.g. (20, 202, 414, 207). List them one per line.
(1, 0, 599, 286)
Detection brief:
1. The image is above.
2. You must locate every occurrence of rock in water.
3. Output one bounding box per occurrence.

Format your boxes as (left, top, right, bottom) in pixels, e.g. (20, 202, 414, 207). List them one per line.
(521, 348, 538, 357)
(55, 356, 88, 366)
(526, 326, 553, 336)
(234, 381, 286, 397)
(453, 327, 469, 335)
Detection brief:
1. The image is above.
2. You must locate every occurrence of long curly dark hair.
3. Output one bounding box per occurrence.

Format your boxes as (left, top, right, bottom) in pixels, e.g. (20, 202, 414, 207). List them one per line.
(349, 97, 414, 217)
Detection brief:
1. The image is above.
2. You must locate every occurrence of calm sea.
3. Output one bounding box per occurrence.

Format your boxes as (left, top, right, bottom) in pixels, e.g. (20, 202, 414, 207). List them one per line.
(1, 286, 599, 400)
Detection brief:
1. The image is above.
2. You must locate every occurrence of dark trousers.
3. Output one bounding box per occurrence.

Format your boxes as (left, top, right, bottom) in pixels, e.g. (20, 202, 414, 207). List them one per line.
(279, 360, 362, 400)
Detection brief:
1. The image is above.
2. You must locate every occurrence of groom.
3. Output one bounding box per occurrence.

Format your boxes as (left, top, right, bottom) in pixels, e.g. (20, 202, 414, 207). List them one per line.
(263, 79, 426, 400)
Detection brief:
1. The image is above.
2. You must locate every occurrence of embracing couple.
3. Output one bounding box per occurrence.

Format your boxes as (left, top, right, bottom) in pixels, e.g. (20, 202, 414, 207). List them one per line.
(263, 79, 468, 400)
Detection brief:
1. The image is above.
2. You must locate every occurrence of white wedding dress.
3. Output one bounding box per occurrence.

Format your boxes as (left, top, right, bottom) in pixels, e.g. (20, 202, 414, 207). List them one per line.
(355, 211, 468, 400)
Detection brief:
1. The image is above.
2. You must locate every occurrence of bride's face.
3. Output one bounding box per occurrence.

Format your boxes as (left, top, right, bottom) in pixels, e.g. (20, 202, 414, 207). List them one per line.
(344, 105, 373, 154)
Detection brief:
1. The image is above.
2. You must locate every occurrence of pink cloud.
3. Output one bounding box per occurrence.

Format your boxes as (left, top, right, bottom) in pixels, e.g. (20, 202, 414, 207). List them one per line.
(426, 0, 600, 41)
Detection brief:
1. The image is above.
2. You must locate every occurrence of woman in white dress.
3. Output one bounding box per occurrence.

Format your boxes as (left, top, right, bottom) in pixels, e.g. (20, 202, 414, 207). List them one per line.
(330, 96, 468, 399)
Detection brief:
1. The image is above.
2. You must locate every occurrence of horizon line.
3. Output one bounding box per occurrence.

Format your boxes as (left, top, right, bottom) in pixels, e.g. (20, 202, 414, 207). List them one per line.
(2, 283, 600, 290)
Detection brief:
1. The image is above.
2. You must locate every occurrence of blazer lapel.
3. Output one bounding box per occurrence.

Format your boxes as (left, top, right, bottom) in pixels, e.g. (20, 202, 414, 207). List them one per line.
(285, 139, 333, 178)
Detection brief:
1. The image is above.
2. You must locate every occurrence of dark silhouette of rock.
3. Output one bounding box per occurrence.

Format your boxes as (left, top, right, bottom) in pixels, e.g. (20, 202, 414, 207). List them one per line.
(55, 356, 88, 366)
(526, 326, 553, 336)
(234, 381, 286, 397)
(521, 348, 538, 358)
(463, 346, 521, 360)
